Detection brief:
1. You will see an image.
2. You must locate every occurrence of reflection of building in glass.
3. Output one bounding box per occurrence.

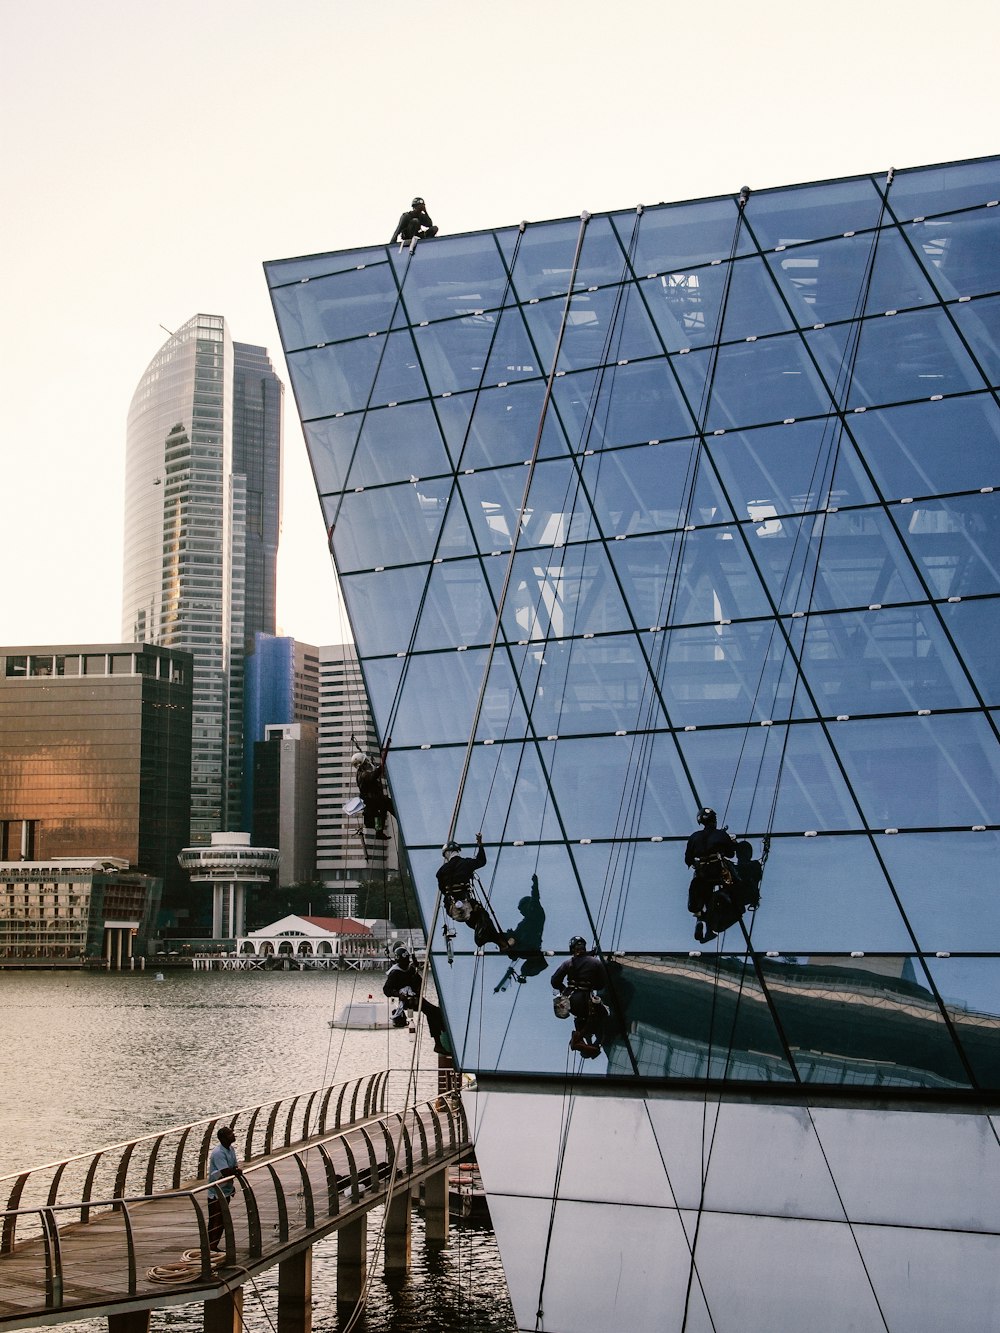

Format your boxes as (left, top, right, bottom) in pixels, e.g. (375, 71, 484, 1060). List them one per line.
(0, 858, 161, 965)
(123, 316, 283, 844)
(0, 645, 192, 914)
(268, 156, 1000, 1330)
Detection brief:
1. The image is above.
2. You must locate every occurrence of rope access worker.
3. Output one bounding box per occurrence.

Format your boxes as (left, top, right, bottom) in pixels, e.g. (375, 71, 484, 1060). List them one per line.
(391, 196, 439, 244)
(436, 834, 509, 949)
(382, 943, 451, 1056)
(351, 748, 394, 841)
(551, 936, 608, 1059)
(685, 807, 739, 943)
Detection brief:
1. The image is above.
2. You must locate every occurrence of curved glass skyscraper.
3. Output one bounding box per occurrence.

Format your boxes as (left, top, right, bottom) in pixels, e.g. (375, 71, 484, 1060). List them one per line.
(123, 315, 282, 850)
(267, 157, 1000, 1331)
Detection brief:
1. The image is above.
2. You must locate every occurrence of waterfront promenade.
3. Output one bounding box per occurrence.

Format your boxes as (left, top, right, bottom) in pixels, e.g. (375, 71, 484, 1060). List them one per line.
(0, 1070, 470, 1333)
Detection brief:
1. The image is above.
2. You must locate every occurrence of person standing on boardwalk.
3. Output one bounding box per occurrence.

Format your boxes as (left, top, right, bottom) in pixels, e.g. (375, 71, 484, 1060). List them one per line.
(207, 1125, 242, 1251)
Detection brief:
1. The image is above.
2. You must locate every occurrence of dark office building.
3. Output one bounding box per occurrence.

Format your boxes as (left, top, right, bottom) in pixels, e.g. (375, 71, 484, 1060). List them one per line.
(0, 644, 193, 917)
(267, 155, 1000, 1330)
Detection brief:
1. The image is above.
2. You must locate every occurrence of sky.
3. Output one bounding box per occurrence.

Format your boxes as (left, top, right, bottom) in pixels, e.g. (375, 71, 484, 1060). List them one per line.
(3, 0, 997, 650)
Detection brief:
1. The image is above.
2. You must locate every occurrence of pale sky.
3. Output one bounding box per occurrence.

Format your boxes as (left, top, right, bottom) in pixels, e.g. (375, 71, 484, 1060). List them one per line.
(3, 0, 997, 650)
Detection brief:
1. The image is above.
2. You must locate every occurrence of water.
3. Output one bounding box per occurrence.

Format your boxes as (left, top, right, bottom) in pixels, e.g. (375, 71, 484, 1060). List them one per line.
(0, 968, 517, 1332)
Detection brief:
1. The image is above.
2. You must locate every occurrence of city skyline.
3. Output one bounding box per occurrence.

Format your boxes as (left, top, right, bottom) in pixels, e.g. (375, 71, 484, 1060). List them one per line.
(3, 0, 997, 653)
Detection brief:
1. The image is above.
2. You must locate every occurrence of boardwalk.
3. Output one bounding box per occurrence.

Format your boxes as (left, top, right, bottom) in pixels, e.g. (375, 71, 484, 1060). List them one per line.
(0, 1069, 471, 1331)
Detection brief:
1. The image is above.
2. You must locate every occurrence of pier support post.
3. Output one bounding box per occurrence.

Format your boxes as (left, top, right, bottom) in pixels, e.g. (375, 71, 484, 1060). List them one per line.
(277, 1248, 312, 1333)
(337, 1216, 367, 1310)
(204, 1287, 243, 1333)
(383, 1189, 411, 1275)
(108, 1312, 151, 1333)
(423, 1166, 450, 1244)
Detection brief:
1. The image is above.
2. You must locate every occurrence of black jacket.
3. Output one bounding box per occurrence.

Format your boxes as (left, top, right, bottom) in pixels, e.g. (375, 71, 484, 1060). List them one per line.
(391, 207, 434, 242)
(552, 952, 607, 993)
(436, 843, 487, 893)
(685, 826, 737, 867)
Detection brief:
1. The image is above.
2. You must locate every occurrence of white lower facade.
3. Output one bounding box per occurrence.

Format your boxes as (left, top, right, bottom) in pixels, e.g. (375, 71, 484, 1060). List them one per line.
(464, 1083, 1000, 1332)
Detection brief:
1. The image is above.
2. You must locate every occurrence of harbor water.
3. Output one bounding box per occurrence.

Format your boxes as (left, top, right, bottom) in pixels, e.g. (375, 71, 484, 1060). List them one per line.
(0, 967, 517, 1332)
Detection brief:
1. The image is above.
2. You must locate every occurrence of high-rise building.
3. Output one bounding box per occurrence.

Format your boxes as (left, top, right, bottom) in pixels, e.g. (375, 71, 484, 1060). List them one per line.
(122, 315, 282, 843)
(317, 644, 396, 888)
(268, 156, 1000, 1329)
(252, 722, 318, 885)
(0, 644, 192, 915)
(243, 634, 319, 828)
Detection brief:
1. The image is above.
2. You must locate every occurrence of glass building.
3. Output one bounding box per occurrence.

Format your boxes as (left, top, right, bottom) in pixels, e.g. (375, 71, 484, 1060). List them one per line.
(122, 316, 283, 842)
(266, 156, 1000, 1330)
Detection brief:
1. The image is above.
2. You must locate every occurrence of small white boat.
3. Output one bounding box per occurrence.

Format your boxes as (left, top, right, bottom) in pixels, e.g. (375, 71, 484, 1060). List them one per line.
(328, 997, 400, 1029)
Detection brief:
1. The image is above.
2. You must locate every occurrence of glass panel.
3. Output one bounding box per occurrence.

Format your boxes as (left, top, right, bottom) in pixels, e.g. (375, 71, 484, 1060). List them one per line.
(573, 214, 631, 286)
(412, 557, 498, 649)
(482, 306, 543, 383)
(848, 393, 1000, 498)
(831, 711, 1000, 828)
(922, 956, 1000, 1089)
(437, 380, 566, 471)
(768, 232, 877, 328)
(896, 491, 1000, 599)
(286, 338, 385, 419)
(525, 632, 658, 737)
(708, 417, 877, 518)
(509, 218, 587, 301)
(340, 566, 428, 657)
(269, 262, 400, 348)
(609, 953, 795, 1082)
(359, 655, 405, 737)
(875, 830, 1000, 951)
(939, 596, 1000, 703)
(386, 648, 527, 745)
(325, 478, 450, 571)
(716, 254, 797, 339)
(522, 285, 662, 374)
(337, 400, 451, 488)
(748, 176, 886, 250)
(697, 335, 834, 432)
(570, 839, 697, 953)
(630, 198, 755, 275)
(368, 328, 429, 406)
(413, 315, 524, 397)
(546, 732, 693, 840)
(762, 954, 969, 1089)
(951, 294, 1000, 388)
(798, 604, 976, 715)
(889, 159, 1000, 218)
(862, 225, 941, 314)
(817, 308, 986, 409)
(397, 231, 514, 322)
(658, 619, 815, 728)
(264, 249, 385, 288)
(909, 210, 1000, 300)
(639, 268, 726, 352)
(551, 361, 696, 449)
(583, 439, 733, 536)
(679, 720, 861, 834)
(747, 834, 912, 952)
(750, 506, 927, 615)
(303, 414, 360, 495)
(459, 458, 593, 554)
(611, 527, 772, 629)
(494, 543, 635, 641)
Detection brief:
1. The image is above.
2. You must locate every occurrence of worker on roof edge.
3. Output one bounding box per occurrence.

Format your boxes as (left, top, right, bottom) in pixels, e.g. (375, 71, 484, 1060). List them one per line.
(391, 196, 438, 244)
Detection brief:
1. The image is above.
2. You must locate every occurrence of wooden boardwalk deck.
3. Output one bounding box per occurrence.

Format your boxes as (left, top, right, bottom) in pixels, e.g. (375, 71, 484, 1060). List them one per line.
(0, 1075, 470, 1329)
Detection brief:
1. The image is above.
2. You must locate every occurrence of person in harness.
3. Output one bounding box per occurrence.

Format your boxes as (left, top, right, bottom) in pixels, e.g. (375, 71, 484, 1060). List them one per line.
(391, 196, 439, 244)
(436, 834, 509, 949)
(382, 943, 450, 1056)
(551, 936, 609, 1059)
(351, 747, 394, 841)
(685, 807, 738, 943)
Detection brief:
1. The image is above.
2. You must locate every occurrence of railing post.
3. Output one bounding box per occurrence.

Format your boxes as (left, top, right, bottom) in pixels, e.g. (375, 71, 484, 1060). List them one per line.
(277, 1247, 312, 1333)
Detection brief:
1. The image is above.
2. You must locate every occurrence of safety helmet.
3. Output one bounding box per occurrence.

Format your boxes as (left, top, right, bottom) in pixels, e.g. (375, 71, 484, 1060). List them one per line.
(442, 839, 461, 857)
(412, 196, 425, 208)
(351, 752, 366, 768)
(697, 807, 717, 827)
(392, 942, 411, 964)
(569, 935, 587, 952)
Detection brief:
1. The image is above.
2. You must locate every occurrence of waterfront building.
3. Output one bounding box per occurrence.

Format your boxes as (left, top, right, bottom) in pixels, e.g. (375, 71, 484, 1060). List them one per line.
(0, 644, 192, 914)
(317, 644, 397, 889)
(267, 155, 1000, 1330)
(177, 831, 279, 939)
(236, 913, 378, 964)
(123, 315, 283, 844)
(0, 858, 160, 965)
(252, 722, 318, 884)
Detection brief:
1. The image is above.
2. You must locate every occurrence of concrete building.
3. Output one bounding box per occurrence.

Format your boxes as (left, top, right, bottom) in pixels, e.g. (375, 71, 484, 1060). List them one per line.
(122, 315, 283, 843)
(0, 644, 192, 918)
(177, 831, 279, 939)
(252, 722, 318, 885)
(0, 858, 160, 966)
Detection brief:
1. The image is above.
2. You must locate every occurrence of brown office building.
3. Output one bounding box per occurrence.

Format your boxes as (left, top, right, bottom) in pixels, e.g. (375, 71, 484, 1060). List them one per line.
(0, 644, 193, 926)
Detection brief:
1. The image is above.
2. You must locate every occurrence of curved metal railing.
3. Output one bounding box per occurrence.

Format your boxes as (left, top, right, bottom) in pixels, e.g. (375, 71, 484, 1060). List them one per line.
(0, 1079, 468, 1319)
